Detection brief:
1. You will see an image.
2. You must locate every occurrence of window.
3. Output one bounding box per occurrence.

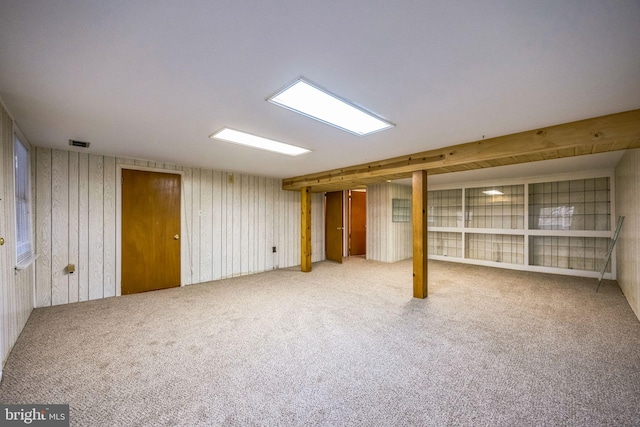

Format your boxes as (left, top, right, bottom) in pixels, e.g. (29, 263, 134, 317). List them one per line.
(392, 198, 411, 222)
(14, 134, 33, 267)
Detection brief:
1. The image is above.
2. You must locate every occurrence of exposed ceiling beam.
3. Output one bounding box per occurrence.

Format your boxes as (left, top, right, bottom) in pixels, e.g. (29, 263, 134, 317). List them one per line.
(282, 109, 640, 192)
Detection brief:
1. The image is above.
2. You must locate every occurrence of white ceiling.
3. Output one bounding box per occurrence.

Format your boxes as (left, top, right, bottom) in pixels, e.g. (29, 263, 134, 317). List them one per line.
(1, 1, 639, 181)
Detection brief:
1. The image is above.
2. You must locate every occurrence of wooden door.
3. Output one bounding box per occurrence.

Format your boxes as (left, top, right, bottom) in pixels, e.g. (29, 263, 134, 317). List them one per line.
(350, 191, 366, 256)
(325, 191, 343, 263)
(122, 170, 181, 295)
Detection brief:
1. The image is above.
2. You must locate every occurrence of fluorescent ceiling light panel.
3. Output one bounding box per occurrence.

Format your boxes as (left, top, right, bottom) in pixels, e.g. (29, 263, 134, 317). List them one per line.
(209, 128, 310, 156)
(268, 78, 394, 136)
(482, 190, 504, 196)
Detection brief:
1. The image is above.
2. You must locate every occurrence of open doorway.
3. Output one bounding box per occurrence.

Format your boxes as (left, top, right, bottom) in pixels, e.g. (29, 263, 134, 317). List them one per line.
(325, 189, 367, 262)
(349, 189, 366, 257)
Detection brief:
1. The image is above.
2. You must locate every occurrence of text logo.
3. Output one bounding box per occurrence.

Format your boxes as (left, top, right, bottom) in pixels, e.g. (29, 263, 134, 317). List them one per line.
(1, 405, 69, 426)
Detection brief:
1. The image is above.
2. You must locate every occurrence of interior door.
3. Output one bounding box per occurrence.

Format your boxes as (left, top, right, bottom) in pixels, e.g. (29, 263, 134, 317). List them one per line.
(325, 191, 343, 263)
(122, 169, 181, 295)
(350, 190, 366, 256)
(0, 127, 6, 362)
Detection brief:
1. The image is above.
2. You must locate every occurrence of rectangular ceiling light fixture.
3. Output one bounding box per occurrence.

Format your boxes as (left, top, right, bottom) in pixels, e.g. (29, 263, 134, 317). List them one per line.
(209, 128, 310, 156)
(268, 78, 394, 136)
(482, 190, 504, 196)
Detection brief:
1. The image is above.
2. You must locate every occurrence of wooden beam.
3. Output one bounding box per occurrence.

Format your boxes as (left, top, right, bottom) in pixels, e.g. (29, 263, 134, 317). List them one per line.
(301, 186, 312, 272)
(283, 109, 640, 192)
(412, 171, 428, 299)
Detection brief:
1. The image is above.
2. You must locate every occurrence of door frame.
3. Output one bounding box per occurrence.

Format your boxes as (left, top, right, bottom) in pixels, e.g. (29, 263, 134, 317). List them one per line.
(324, 190, 348, 261)
(115, 165, 185, 296)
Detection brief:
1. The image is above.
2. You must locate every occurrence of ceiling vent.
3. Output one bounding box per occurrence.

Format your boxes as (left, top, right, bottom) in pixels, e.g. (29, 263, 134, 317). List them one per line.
(69, 139, 91, 148)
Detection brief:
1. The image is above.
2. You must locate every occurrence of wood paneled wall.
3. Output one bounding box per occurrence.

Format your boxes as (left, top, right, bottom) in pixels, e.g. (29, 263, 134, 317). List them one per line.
(34, 149, 325, 308)
(0, 102, 34, 369)
(366, 182, 413, 263)
(615, 149, 640, 320)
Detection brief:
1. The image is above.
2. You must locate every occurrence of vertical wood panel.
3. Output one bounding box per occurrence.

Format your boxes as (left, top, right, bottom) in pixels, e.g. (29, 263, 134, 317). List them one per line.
(0, 105, 10, 361)
(220, 172, 228, 278)
(247, 175, 255, 273)
(226, 174, 234, 276)
(253, 176, 260, 272)
(78, 153, 90, 301)
(615, 148, 640, 319)
(182, 167, 193, 285)
(277, 185, 284, 268)
(241, 174, 249, 275)
(286, 188, 293, 266)
(36, 147, 52, 307)
(68, 152, 79, 303)
(266, 178, 275, 270)
(117, 157, 135, 166)
(258, 177, 266, 271)
(232, 174, 242, 276)
(312, 192, 325, 262)
(366, 183, 413, 263)
(0, 100, 35, 363)
(292, 190, 301, 267)
(88, 154, 104, 300)
(191, 168, 201, 283)
(368, 185, 376, 260)
(291, 190, 297, 265)
(51, 149, 69, 306)
(212, 171, 222, 281)
(103, 156, 116, 297)
(381, 184, 389, 262)
(200, 169, 213, 282)
(31, 148, 327, 308)
(289, 190, 295, 266)
(301, 187, 312, 271)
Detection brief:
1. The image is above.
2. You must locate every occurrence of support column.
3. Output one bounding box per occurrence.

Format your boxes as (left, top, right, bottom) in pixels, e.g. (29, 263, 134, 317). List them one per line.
(412, 170, 428, 298)
(301, 186, 312, 272)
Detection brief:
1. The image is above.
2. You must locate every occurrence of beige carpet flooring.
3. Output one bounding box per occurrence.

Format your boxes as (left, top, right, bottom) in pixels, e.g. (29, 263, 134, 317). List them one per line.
(1, 258, 639, 426)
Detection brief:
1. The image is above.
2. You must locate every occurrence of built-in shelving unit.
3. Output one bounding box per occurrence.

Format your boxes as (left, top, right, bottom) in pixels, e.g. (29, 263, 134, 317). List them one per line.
(427, 172, 615, 279)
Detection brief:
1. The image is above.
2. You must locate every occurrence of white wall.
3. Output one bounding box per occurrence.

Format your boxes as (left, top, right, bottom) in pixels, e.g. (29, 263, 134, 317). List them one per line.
(366, 182, 412, 263)
(615, 149, 640, 320)
(0, 102, 34, 372)
(34, 148, 325, 308)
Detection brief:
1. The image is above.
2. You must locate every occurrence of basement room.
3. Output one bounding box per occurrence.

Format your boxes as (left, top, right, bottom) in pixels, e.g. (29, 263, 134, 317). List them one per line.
(0, 1, 639, 426)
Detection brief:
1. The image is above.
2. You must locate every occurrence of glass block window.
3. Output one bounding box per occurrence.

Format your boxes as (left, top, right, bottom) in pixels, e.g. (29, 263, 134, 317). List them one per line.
(465, 233, 524, 264)
(428, 189, 462, 227)
(392, 198, 411, 222)
(529, 178, 610, 231)
(428, 232, 462, 257)
(529, 236, 610, 272)
(465, 185, 524, 229)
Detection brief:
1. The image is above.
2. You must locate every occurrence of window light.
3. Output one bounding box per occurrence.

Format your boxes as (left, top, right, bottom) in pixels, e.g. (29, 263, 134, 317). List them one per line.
(483, 190, 504, 196)
(209, 128, 310, 156)
(268, 78, 394, 136)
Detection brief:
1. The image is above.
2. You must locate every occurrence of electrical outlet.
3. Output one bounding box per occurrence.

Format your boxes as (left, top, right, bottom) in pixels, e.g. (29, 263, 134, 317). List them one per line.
(272, 246, 276, 253)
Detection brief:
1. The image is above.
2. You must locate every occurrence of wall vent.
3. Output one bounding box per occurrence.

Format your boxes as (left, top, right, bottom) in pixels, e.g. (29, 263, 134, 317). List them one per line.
(69, 139, 91, 148)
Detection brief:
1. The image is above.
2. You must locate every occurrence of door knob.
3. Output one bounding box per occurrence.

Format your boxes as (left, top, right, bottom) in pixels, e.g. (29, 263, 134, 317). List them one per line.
(0, 237, 4, 246)
(174, 234, 180, 240)
(337, 227, 343, 230)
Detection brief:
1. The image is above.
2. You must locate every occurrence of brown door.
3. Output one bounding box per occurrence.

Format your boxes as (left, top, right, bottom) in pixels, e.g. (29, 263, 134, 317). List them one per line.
(350, 190, 366, 256)
(325, 191, 343, 263)
(122, 170, 181, 295)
